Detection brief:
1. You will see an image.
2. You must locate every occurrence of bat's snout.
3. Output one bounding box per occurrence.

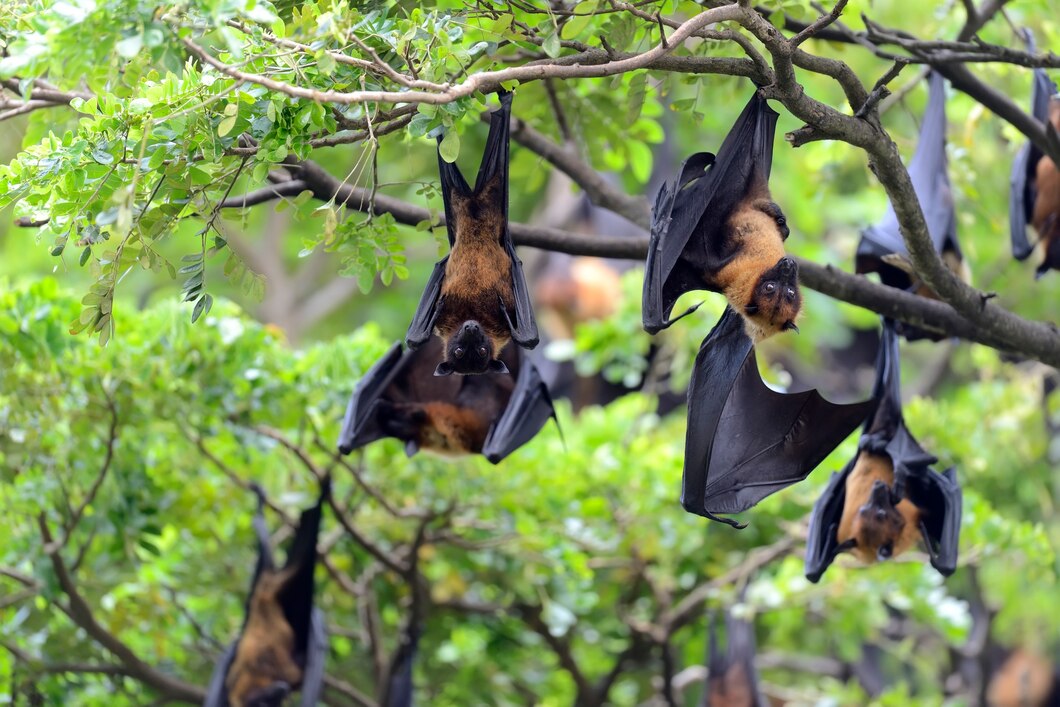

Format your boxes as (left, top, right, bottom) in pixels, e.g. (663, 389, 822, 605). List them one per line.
(776, 256, 798, 281)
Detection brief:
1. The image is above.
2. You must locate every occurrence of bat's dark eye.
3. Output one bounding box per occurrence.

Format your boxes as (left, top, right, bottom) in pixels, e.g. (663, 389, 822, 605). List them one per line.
(786, 287, 796, 298)
(776, 216, 786, 227)
(454, 347, 465, 358)
(478, 346, 487, 357)
(763, 282, 776, 294)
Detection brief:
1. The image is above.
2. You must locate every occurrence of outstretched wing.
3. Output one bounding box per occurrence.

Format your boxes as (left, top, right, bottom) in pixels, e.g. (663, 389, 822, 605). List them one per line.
(482, 353, 558, 464)
(642, 93, 779, 333)
(683, 307, 874, 527)
(858, 71, 956, 284)
(1010, 52, 1058, 260)
(338, 343, 407, 455)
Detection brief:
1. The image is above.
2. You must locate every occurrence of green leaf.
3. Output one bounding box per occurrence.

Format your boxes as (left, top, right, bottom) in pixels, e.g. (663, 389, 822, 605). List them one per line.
(439, 130, 460, 163)
(542, 31, 561, 58)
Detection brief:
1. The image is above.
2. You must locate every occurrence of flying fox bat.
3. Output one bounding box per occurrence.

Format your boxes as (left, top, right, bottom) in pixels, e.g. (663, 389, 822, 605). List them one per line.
(204, 479, 329, 707)
(703, 608, 770, 707)
(338, 335, 557, 464)
(987, 648, 1060, 707)
(682, 306, 875, 527)
(405, 90, 538, 375)
(805, 318, 962, 582)
(856, 71, 966, 340)
(1010, 31, 1060, 277)
(643, 92, 801, 342)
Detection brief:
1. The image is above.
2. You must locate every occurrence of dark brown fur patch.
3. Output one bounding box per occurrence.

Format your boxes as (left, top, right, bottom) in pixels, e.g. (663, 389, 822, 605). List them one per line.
(708, 663, 756, 707)
(226, 568, 304, 707)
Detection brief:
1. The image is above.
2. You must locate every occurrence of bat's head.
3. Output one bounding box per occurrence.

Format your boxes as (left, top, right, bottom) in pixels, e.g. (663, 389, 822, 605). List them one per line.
(435, 320, 509, 376)
(849, 479, 910, 564)
(744, 255, 801, 338)
(245, 681, 292, 707)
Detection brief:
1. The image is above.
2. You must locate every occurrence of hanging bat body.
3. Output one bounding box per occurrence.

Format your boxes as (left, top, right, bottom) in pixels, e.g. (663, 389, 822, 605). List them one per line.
(406, 90, 538, 375)
(338, 336, 557, 464)
(856, 71, 967, 340)
(204, 480, 329, 707)
(703, 609, 770, 707)
(643, 92, 801, 342)
(1010, 32, 1060, 276)
(987, 649, 1060, 707)
(805, 318, 962, 582)
(682, 306, 875, 527)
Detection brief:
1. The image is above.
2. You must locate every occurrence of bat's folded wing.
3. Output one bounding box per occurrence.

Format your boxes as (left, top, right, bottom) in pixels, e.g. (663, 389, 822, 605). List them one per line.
(338, 342, 406, 454)
(405, 257, 448, 349)
(804, 462, 854, 583)
(482, 356, 557, 464)
(907, 466, 962, 576)
(202, 641, 237, 707)
(298, 607, 328, 707)
(504, 239, 539, 348)
(1010, 66, 1057, 261)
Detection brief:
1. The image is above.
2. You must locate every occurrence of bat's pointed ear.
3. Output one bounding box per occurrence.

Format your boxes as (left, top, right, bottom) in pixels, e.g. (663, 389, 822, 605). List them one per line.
(433, 361, 455, 376)
(488, 359, 510, 374)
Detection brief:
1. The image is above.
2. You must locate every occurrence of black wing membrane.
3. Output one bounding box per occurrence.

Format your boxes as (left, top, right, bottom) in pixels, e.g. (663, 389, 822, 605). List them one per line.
(682, 307, 874, 527)
(383, 628, 420, 707)
(202, 642, 237, 707)
(299, 607, 328, 707)
(482, 355, 559, 464)
(405, 259, 448, 349)
(906, 466, 962, 576)
(1010, 33, 1058, 261)
(858, 71, 957, 284)
(803, 459, 856, 583)
(643, 93, 778, 333)
(338, 342, 406, 455)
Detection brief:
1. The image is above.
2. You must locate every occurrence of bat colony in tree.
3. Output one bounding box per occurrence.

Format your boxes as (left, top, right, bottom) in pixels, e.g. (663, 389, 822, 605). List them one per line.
(212, 72, 1060, 703)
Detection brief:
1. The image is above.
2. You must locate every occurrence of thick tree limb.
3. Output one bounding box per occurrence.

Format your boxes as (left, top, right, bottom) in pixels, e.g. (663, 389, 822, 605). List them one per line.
(37, 516, 205, 704)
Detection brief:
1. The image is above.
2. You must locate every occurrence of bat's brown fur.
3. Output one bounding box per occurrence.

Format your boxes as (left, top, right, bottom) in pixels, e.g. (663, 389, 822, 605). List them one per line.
(415, 402, 493, 454)
(1031, 99, 1060, 274)
(437, 175, 515, 360)
(708, 663, 756, 707)
(535, 257, 622, 339)
(837, 453, 922, 565)
(709, 183, 801, 341)
(987, 649, 1056, 707)
(226, 566, 303, 707)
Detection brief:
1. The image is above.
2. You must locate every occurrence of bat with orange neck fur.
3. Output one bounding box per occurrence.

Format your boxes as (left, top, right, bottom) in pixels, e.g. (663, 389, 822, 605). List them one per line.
(405, 90, 539, 375)
(681, 306, 875, 526)
(804, 318, 962, 582)
(204, 479, 329, 707)
(1010, 30, 1060, 277)
(642, 92, 801, 342)
(703, 607, 771, 707)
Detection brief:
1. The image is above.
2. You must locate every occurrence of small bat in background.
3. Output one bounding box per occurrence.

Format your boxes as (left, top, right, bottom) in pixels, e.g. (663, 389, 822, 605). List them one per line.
(338, 336, 558, 464)
(703, 607, 771, 707)
(204, 479, 329, 707)
(987, 648, 1060, 707)
(856, 71, 967, 341)
(381, 626, 419, 707)
(643, 92, 801, 342)
(805, 318, 962, 582)
(406, 90, 538, 375)
(682, 306, 875, 527)
(1010, 30, 1060, 277)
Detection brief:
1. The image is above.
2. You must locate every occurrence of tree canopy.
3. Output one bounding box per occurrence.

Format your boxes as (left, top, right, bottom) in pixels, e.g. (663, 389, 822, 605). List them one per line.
(0, 1, 1058, 705)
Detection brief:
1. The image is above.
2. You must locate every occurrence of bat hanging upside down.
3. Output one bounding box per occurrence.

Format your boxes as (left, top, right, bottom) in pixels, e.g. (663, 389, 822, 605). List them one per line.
(204, 480, 329, 707)
(805, 318, 962, 581)
(405, 90, 539, 375)
(643, 91, 801, 342)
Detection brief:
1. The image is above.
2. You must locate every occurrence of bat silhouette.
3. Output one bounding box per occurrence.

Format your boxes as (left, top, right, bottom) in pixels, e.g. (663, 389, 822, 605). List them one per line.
(204, 479, 329, 707)
(856, 71, 966, 341)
